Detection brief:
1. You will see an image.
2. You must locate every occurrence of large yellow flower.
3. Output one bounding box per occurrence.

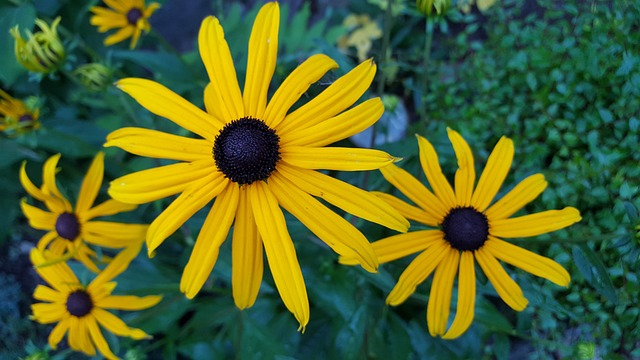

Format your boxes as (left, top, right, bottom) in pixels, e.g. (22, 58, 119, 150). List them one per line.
(30, 243, 162, 360)
(105, 2, 408, 330)
(0, 89, 40, 136)
(341, 129, 581, 339)
(90, 0, 160, 49)
(20, 152, 148, 272)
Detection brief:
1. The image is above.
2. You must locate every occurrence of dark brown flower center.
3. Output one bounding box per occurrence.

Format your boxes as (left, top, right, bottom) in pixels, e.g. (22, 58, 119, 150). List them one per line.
(441, 206, 489, 251)
(55, 212, 80, 241)
(19, 114, 33, 122)
(213, 117, 280, 185)
(126, 7, 143, 25)
(66, 290, 93, 317)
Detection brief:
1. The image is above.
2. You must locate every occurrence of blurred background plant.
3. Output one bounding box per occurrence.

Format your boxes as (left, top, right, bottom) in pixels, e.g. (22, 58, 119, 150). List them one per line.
(1, 0, 638, 358)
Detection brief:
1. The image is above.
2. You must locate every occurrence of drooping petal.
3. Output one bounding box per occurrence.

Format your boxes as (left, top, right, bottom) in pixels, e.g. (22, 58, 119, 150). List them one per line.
(97, 294, 162, 310)
(93, 308, 149, 339)
(372, 192, 439, 226)
(199, 16, 244, 121)
(386, 239, 449, 306)
(249, 181, 309, 331)
(146, 172, 228, 254)
(83, 222, 147, 248)
(33, 285, 64, 303)
(426, 247, 459, 337)
(89, 242, 142, 289)
(105, 127, 213, 162)
(116, 78, 223, 140)
(31, 303, 67, 324)
(490, 207, 582, 238)
(81, 199, 136, 222)
(30, 248, 79, 292)
(85, 315, 118, 360)
(180, 182, 238, 299)
(264, 54, 338, 128)
(443, 251, 476, 339)
(20, 161, 48, 202)
(447, 128, 475, 207)
(277, 163, 409, 232)
(484, 236, 570, 286)
(270, 171, 377, 272)
(20, 199, 57, 230)
(243, 2, 280, 119)
(231, 187, 263, 309)
(484, 174, 547, 220)
(475, 247, 528, 311)
(104, 25, 135, 46)
(75, 152, 104, 214)
(280, 146, 398, 171)
(42, 154, 72, 212)
(471, 136, 514, 212)
(48, 317, 70, 350)
(417, 135, 456, 209)
(75, 319, 96, 356)
(67, 316, 82, 352)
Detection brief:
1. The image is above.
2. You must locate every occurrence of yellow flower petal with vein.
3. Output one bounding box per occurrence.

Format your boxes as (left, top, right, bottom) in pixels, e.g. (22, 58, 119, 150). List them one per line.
(490, 207, 582, 238)
(443, 251, 476, 339)
(447, 128, 475, 206)
(475, 247, 528, 311)
(417, 135, 456, 209)
(232, 188, 263, 309)
(372, 192, 439, 226)
(427, 247, 459, 336)
(281, 146, 398, 171)
(484, 173, 547, 220)
(471, 136, 514, 211)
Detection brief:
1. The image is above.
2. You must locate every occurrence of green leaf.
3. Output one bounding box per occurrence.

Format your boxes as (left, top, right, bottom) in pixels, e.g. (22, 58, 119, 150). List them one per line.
(598, 107, 614, 123)
(572, 244, 618, 304)
(0, 4, 36, 85)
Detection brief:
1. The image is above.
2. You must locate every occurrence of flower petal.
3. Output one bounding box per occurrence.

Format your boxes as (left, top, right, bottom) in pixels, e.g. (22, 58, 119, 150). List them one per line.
(471, 136, 514, 212)
(21, 199, 56, 230)
(270, 171, 377, 272)
(417, 135, 456, 209)
(447, 128, 476, 207)
(490, 207, 582, 238)
(34, 285, 64, 303)
(386, 239, 449, 306)
(86, 315, 118, 360)
(231, 187, 263, 309)
(249, 181, 309, 331)
(484, 236, 570, 286)
(280, 146, 398, 171)
(42, 154, 72, 212)
(116, 78, 222, 140)
(105, 127, 213, 162)
(427, 247, 459, 337)
(180, 182, 238, 299)
(264, 54, 338, 128)
(97, 295, 162, 310)
(75, 152, 104, 214)
(243, 2, 280, 119)
(81, 199, 136, 222)
(485, 174, 547, 220)
(20, 161, 48, 202)
(30, 248, 79, 292)
(372, 192, 439, 226)
(93, 308, 149, 339)
(83, 221, 147, 248)
(104, 25, 135, 46)
(443, 251, 476, 339)
(31, 303, 67, 324)
(277, 163, 409, 232)
(48, 317, 70, 350)
(89, 241, 142, 289)
(146, 172, 228, 254)
(475, 247, 528, 311)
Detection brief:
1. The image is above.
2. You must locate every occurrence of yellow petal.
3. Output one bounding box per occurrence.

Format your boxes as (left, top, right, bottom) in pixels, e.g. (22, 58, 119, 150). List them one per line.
(270, 171, 377, 272)
(249, 181, 309, 332)
(426, 247, 459, 337)
(264, 54, 338, 128)
(93, 308, 149, 340)
(20, 160, 48, 202)
(33, 285, 63, 302)
(116, 78, 223, 141)
(75, 319, 96, 356)
(76, 152, 104, 214)
(475, 247, 528, 311)
(243, 2, 280, 119)
(97, 294, 162, 310)
(42, 154, 72, 212)
(180, 182, 239, 298)
(81, 199, 137, 222)
(340, 229, 442, 266)
(30, 248, 79, 292)
(417, 134, 456, 209)
(103, 0, 128, 12)
(89, 241, 142, 289)
(104, 25, 135, 46)
(277, 163, 409, 232)
(86, 315, 119, 360)
(443, 251, 476, 339)
(280, 146, 398, 171)
(490, 207, 582, 238)
(471, 136, 514, 211)
(31, 303, 67, 324)
(48, 318, 70, 350)
(372, 192, 439, 226)
(83, 221, 147, 248)
(447, 128, 475, 207)
(484, 236, 570, 286)
(21, 199, 57, 230)
(484, 174, 547, 220)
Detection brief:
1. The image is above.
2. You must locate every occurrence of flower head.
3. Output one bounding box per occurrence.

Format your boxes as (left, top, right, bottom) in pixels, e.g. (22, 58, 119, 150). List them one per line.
(73, 63, 112, 92)
(341, 129, 581, 339)
(20, 152, 148, 272)
(30, 243, 162, 359)
(10, 17, 65, 74)
(0, 89, 40, 136)
(416, 0, 451, 17)
(105, 2, 408, 330)
(337, 14, 382, 62)
(90, 0, 161, 49)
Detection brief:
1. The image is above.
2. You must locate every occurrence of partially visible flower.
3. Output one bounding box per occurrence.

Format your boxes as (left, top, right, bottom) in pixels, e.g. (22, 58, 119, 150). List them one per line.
(20, 152, 148, 272)
(90, 0, 161, 49)
(0, 89, 40, 136)
(337, 14, 382, 62)
(73, 63, 112, 92)
(10, 17, 65, 74)
(416, 0, 451, 17)
(341, 129, 581, 339)
(30, 244, 162, 360)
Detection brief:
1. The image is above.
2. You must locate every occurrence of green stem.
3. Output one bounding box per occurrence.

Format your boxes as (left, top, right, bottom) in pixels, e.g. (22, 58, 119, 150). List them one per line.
(419, 17, 434, 125)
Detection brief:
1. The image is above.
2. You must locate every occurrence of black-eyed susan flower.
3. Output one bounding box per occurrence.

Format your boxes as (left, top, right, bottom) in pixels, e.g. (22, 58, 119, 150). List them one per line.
(0, 89, 40, 136)
(90, 0, 160, 49)
(105, 2, 409, 330)
(30, 243, 162, 360)
(10, 17, 65, 74)
(341, 128, 581, 339)
(20, 152, 148, 272)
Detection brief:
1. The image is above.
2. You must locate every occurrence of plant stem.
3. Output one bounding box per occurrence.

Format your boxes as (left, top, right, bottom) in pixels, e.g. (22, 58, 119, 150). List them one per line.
(419, 17, 434, 125)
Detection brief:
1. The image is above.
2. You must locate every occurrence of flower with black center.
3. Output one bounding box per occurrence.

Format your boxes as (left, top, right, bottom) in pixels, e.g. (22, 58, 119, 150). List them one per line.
(90, 0, 160, 49)
(0, 89, 40, 136)
(341, 128, 581, 339)
(105, 2, 409, 330)
(30, 243, 162, 359)
(10, 17, 65, 74)
(20, 152, 148, 272)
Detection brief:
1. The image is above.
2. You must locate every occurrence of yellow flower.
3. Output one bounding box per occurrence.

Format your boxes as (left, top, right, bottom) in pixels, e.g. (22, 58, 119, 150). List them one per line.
(20, 152, 148, 272)
(0, 89, 40, 136)
(30, 243, 162, 360)
(10, 17, 65, 74)
(105, 2, 409, 331)
(90, 0, 161, 49)
(341, 129, 581, 339)
(337, 14, 382, 62)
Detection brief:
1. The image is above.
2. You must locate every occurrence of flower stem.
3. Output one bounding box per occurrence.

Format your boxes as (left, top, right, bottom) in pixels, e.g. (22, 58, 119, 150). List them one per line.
(419, 17, 434, 125)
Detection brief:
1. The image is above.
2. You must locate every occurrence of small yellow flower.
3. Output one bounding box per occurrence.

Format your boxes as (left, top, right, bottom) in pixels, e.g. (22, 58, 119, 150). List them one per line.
(20, 152, 148, 272)
(90, 0, 161, 49)
(30, 244, 162, 360)
(337, 14, 382, 62)
(10, 17, 65, 74)
(73, 63, 112, 92)
(341, 129, 581, 339)
(0, 89, 40, 136)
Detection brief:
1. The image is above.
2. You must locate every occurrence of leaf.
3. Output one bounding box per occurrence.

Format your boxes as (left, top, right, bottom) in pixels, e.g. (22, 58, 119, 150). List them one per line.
(111, 50, 194, 84)
(572, 244, 618, 304)
(598, 107, 614, 123)
(0, 4, 36, 85)
(477, 0, 498, 11)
